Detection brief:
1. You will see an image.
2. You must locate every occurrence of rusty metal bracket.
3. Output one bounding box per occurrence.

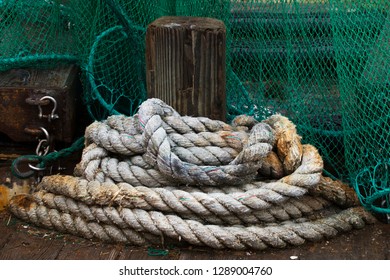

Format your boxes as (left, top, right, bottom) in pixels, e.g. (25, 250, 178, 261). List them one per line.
(25, 96, 50, 106)
(23, 127, 46, 137)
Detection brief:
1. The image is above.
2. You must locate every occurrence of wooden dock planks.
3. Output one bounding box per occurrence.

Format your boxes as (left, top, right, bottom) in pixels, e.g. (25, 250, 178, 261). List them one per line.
(0, 211, 388, 260)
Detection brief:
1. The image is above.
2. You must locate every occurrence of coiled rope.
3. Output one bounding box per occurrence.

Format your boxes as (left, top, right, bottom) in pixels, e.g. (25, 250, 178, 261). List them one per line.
(8, 98, 376, 250)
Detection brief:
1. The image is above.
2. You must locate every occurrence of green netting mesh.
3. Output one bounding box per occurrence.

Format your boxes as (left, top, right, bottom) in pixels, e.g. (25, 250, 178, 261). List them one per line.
(0, 0, 388, 215)
(0, 0, 77, 69)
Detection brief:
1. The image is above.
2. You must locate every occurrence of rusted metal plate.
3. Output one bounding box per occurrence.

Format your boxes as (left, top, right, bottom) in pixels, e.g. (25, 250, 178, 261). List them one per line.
(0, 65, 81, 143)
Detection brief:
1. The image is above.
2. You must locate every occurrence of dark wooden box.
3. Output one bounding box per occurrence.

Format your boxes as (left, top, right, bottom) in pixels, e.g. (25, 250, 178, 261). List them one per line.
(0, 65, 81, 143)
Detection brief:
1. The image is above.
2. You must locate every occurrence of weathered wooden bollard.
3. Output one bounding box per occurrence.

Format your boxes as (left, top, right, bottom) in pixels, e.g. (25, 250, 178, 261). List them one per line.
(146, 16, 226, 121)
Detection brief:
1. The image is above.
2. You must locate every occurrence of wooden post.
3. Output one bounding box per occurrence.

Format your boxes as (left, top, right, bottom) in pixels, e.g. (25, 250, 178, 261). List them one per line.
(146, 16, 226, 121)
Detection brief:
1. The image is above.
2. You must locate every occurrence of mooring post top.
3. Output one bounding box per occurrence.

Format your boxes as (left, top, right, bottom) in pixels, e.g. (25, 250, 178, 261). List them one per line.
(148, 16, 226, 31)
(146, 15, 227, 121)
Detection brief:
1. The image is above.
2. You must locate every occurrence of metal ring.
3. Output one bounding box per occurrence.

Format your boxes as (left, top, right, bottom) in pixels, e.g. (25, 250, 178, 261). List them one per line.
(35, 139, 50, 156)
(38, 127, 50, 142)
(28, 163, 46, 171)
(11, 155, 39, 179)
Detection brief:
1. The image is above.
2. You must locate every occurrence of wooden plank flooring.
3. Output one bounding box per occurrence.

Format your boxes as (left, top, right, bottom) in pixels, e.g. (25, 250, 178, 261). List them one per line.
(0, 211, 388, 260)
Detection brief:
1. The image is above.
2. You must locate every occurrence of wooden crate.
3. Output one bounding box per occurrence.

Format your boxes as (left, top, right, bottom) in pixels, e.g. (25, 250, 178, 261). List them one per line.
(0, 65, 81, 143)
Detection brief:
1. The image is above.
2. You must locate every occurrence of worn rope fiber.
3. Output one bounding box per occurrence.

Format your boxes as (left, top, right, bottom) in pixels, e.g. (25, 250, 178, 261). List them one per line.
(33, 176, 332, 225)
(9, 98, 377, 250)
(9, 195, 374, 250)
(74, 141, 322, 188)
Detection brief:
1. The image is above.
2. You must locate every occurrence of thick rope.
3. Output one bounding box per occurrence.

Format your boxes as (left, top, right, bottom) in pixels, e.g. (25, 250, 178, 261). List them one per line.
(8, 98, 377, 250)
(141, 115, 274, 186)
(9, 194, 375, 250)
(34, 175, 333, 225)
(31, 190, 331, 225)
(74, 142, 322, 188)
(86, 117, 247, 158)
(86, 117, 274, 186)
